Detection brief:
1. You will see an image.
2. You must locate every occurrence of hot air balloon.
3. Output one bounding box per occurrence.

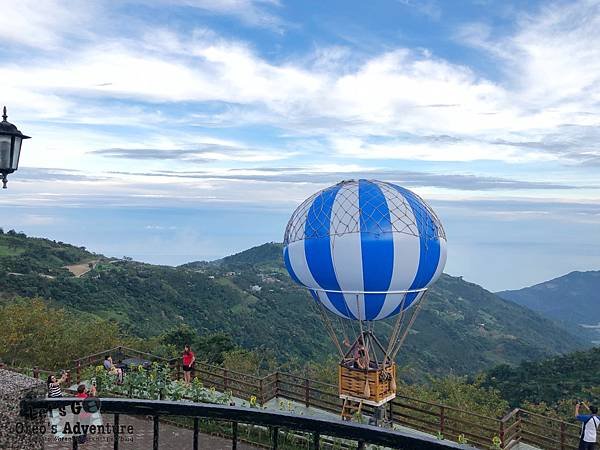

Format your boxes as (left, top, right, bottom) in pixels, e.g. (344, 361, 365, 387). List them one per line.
(283, 179, 447, 418)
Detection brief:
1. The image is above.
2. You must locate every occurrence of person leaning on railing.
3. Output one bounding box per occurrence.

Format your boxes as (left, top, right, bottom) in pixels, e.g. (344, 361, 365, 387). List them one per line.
(575, 401, 599, 450)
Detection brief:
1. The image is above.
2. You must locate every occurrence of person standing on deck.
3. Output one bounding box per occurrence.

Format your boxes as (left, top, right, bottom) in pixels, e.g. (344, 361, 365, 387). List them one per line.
(182, 344, 196, 383)
(575, 401, 599, 450)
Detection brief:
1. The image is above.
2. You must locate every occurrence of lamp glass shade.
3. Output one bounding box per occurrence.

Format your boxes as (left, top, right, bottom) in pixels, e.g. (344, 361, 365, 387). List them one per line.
(0, 136, 11, 170)
(11, 136, 22, 170)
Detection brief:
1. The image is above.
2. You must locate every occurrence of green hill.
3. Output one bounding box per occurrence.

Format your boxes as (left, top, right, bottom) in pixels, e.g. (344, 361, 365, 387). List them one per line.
(498, 271, 600, 344)
(482, 347, 600, 407)
(0, 232, 587, 380)
(189, 244, 588, 378)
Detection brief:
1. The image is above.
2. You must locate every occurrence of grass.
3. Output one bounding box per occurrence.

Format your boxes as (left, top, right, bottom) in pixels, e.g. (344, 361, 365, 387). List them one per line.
(0, 243, 25, 257)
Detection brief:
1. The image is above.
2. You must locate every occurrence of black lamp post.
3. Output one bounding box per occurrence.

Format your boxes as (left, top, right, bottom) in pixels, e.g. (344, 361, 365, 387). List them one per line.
(0, 106, 30, 189)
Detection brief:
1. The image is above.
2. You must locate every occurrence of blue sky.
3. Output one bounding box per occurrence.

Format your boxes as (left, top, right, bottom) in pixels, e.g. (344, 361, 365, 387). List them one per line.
(1, 0, 599, 291)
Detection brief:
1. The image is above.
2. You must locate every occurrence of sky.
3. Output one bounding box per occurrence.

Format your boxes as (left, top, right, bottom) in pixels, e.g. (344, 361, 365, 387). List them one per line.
(0, 0, 599, 291)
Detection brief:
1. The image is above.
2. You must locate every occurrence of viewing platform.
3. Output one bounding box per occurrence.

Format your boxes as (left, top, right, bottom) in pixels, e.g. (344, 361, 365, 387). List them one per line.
(1, 346, 587, 450)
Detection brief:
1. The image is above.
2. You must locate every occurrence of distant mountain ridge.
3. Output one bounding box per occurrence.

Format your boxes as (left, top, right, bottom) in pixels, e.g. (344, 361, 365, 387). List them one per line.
(497, 271, 600, 344)
(0, 232, 588, 380)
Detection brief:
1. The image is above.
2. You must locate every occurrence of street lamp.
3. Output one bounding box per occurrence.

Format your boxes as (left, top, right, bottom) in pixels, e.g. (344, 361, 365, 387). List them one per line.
(0, 106, 30, 189)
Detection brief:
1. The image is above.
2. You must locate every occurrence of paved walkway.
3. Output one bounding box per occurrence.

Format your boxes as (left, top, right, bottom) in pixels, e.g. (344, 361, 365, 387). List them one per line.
(43, 415, 260, 450)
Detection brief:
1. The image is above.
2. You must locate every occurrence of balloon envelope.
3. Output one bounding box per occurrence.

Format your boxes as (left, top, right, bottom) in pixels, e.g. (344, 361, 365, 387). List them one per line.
(283, 179, 447, 321)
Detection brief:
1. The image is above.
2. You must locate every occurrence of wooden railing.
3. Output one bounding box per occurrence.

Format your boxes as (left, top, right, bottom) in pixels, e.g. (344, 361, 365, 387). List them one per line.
(5, 347, 587, 450)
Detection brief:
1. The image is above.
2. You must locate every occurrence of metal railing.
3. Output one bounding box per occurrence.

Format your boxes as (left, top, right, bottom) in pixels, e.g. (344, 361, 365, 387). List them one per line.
(22, 397, 470, 450)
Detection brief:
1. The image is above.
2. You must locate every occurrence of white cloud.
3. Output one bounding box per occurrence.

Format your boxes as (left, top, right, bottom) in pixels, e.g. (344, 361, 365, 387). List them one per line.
(142, 0, 283, 30)
(329, 136, 556, 163)
(0, 0, 98, 49)
(1, 0, 600, 178)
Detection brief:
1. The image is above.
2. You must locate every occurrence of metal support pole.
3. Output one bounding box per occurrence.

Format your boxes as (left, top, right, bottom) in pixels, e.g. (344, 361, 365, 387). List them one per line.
(153, 416, 159, 450)
(193, 418, 199, 450)
(113, 413, 120, 450)
(271, 426, 279, 450)
(312, 431, 320, 450)
(231, 422, 237, 450)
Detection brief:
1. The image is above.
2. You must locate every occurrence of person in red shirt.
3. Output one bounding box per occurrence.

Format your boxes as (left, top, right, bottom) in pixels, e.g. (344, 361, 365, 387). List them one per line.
(74, 383, 97, 445)
(182, 344, 196, 383)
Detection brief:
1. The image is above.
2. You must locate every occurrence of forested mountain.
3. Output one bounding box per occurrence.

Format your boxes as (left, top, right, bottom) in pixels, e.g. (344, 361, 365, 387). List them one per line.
(482, 347, 600, 407)
(498, 271, 600, 344)
(0, 231, 587, 380)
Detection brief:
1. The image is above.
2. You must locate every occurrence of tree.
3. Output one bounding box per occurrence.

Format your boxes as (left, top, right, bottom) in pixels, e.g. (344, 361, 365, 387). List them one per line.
(0, 297, 120, 369)
(222, 349, 263, 375)
(160, 324, 199, 349)
(196, 332, 236, 365)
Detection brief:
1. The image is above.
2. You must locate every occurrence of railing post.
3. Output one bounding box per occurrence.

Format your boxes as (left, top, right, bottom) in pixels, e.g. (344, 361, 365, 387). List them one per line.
(76, 360, 81, 384)
(312, 431, 320, 450)
(560, 422, 565, 450)
(153, 415, 159, 450)
(176, 359, 182, 381)
(440, 406, 445, 435)
(193, 418, 199, 450)
(271, 426, 279, 450)
(388, 401, 394, 423)
(275, 372, 280, 397)
(304, 377, 310, 408)
(259, 378, 264, 405)
(232, 421, 238, 450)
(224, 369, 229, 391)
(33, 367, 39, 379)
(113, 413, 120, 450)
(499, 419, 505, 448)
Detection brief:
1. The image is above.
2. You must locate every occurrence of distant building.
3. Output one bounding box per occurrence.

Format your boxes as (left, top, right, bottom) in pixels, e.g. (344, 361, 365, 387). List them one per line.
(250, 285, 262, 292)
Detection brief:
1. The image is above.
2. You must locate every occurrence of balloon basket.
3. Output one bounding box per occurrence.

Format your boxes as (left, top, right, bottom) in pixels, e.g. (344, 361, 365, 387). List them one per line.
(338, 362, 396, 407)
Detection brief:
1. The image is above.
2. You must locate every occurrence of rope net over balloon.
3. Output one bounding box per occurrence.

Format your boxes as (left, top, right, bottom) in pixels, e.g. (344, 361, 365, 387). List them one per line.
(284, 179, 446, 246)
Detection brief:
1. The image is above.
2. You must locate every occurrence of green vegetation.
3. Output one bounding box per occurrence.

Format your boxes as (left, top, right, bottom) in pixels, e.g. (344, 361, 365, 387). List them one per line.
(0, 232, 587, 380)
(482, 347, 600, 408)
(90, 361, 232, 404)
(0, 229, 93, 275)
(2, 230, 597, 441)
(0, 297, 120, 369)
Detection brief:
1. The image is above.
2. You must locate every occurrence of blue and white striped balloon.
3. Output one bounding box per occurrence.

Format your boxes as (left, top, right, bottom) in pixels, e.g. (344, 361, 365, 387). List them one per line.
(283, 179, 447, 321)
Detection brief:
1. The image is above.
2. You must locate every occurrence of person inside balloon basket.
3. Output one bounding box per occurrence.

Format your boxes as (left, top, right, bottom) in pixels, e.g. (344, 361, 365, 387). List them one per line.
(351, 338, 369, 370)
(575, 401, 599, 450)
